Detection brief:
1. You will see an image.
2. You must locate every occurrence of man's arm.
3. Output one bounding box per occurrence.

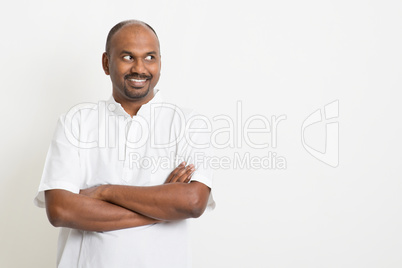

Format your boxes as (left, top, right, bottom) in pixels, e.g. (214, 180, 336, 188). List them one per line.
(44, 163, 195, 231)
(80, 163, 211, 221)
(45, 189, 159, 232)
(82, 182, 210, 221)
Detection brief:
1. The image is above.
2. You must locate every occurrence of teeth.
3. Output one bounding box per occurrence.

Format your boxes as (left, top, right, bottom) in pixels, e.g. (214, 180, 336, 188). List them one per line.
(130, 79, 146, 82)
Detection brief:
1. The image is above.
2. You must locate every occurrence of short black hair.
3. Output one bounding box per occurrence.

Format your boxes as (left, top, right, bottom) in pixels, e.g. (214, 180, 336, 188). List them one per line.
(105, 20, 159, 55)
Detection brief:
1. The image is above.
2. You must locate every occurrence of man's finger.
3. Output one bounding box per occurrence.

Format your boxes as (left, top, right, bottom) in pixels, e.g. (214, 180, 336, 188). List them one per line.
(169, 165, 191, 183)
(174, 164, 195, 183)
(183, 170, 195, 183)
(165, 162, 186, 183)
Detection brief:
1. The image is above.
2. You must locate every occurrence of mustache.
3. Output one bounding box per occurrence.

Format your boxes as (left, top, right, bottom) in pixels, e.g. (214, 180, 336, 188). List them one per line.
(124, 73, 152, 80)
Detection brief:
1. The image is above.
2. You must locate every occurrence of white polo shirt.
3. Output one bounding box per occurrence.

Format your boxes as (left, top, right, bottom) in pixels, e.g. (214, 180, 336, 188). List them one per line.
(34, 90, 215, 268)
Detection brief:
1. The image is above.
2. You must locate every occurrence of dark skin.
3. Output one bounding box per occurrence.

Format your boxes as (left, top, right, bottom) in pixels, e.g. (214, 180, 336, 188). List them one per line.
(45, 23, 211, 232)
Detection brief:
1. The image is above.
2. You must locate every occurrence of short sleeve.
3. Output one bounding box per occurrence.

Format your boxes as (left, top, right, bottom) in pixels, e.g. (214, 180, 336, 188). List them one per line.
(177, 112, 216, 211)
(34, 115, 82, 208)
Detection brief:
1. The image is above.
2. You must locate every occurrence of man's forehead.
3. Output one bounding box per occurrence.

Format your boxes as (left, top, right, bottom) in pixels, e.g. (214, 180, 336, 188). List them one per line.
(111, 24, 159, 48)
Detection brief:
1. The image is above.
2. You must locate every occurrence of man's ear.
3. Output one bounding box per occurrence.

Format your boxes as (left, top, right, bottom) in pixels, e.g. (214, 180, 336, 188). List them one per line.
(102, 52, 110, 75)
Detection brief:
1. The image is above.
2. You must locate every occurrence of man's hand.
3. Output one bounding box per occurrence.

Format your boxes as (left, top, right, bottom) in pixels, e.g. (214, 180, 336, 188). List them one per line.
(164, 162, 195, 184)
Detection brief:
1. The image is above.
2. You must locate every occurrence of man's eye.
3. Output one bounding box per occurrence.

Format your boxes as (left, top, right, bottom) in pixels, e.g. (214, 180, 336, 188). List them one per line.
(123, 55, 133, 60)
(145, 55, 154, 61)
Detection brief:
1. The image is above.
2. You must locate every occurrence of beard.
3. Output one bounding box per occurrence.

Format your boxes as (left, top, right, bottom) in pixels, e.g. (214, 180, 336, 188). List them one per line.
(122, 73, 153, 99)
(123, 84, 151, 99)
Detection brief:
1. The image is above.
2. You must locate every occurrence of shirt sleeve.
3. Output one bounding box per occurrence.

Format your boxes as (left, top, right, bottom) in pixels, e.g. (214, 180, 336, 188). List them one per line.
(177, 111, 216, 211)
(34, 114, 82, 208)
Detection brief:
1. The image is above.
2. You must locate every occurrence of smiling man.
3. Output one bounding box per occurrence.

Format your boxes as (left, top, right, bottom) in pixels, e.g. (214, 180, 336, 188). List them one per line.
(105, 21, 160, 111)
(34, 20, 215, 268)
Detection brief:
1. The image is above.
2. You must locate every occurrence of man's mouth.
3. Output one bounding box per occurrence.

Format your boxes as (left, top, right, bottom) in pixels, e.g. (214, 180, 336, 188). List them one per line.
(126, 76, 151, 88)
(129, 78, 147, 83)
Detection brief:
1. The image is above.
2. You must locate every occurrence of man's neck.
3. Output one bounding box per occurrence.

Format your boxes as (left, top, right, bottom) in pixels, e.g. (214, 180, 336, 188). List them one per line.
(113, 90, 155, 117)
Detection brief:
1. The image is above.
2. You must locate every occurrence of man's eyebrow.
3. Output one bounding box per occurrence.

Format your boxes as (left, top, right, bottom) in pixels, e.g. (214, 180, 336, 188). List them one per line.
(120, 50, 133, 55)
(119, 50, 158, 56)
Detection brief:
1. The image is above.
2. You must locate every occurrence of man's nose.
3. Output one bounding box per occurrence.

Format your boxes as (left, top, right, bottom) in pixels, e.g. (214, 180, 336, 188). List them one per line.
(131, 59, 146, 74)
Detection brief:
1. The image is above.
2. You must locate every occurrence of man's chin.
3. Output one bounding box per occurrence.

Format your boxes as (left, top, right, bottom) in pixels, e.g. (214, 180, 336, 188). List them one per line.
(124, 87, 150, 100)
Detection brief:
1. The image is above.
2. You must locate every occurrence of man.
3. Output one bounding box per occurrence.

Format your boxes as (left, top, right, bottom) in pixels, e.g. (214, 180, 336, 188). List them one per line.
(34, 20, 215, 268)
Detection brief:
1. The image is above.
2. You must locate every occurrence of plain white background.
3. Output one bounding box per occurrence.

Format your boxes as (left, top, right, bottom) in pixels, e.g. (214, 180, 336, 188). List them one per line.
(1, 0, 401, 267)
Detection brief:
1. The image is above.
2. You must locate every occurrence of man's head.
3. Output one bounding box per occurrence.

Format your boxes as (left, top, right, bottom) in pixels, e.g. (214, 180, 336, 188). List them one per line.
(102, 20, 161, 103)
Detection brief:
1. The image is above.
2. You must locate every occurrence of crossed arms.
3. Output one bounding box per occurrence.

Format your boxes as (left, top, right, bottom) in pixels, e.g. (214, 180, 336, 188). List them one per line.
(45, 162, 211, 232)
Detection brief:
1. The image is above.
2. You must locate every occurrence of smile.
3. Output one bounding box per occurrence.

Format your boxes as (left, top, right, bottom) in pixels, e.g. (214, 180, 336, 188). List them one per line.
(126, 77, 149, 88)
(129, 79, 147, 82)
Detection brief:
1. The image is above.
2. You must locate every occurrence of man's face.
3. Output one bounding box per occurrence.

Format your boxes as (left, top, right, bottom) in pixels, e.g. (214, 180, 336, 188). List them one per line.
(103, 24, 161, 102)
